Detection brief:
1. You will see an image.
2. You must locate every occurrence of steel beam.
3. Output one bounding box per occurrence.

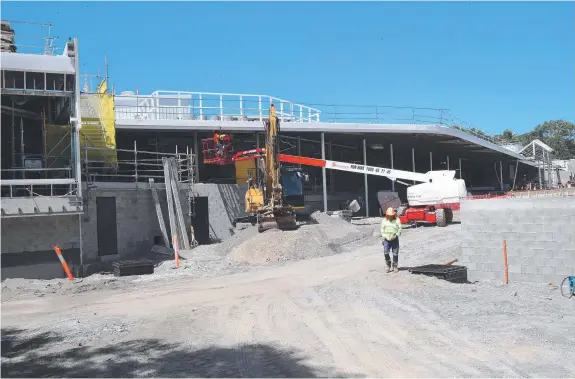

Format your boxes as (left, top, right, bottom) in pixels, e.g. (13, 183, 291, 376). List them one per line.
(363, 139, 369, 217)
(321, 133, 327, 212)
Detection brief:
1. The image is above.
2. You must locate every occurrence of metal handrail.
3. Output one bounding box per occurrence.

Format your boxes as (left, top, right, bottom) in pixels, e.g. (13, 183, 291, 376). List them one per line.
(113, 92, 508, 148)
(114, 91, 322, 123)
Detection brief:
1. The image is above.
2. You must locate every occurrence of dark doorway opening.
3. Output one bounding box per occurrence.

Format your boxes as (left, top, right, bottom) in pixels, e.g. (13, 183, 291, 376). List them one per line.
(96, 197, 118, 256)
(190, 197, 210, 245)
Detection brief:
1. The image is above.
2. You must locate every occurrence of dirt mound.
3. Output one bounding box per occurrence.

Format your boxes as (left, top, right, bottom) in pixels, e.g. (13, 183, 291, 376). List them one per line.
(228, 212, 370, 264)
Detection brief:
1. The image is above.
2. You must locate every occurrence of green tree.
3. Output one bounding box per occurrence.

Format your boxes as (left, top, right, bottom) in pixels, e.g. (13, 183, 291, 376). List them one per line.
(493, 129, 519, 144)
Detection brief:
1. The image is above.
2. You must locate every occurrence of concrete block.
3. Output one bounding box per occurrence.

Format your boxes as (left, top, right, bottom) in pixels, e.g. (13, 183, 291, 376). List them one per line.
(501, 232, 521, 241)
(508, 263, 522, 274)
(537, 266, 556, 276)
(468, 254, 483, 263)
(554, 249, 575, 260)
(536, 232, 554, 242)
(520, 273, 546, 283)
(530, 249, 555, 259)
(479, 263, 494, 272)
(522, 265, 539, 275)
(554, 266, 575, 276)
(508, 272, 529, 283)
(464, 262, 477, 270)
(544, 258, 563, 268)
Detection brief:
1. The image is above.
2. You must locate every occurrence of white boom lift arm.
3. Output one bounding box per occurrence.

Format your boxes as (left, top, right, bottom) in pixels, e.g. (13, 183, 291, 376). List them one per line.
(277, 154, 468, 206)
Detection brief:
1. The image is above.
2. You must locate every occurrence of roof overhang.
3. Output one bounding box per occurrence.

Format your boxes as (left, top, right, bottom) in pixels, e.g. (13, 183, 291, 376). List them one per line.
(0, 52, 75, 74)
(116, 119, 531, 161)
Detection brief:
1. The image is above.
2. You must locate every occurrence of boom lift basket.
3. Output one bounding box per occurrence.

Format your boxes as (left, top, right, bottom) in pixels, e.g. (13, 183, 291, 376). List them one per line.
(202, 136, 234, 165)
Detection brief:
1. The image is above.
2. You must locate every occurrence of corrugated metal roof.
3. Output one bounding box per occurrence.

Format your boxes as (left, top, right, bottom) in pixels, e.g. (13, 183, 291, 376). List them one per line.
(0, 52, 75, 74)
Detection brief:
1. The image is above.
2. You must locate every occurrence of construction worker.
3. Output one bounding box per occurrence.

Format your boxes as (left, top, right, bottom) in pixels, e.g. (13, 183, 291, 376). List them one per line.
(381, 207, 402, 273)
(213, 130, 225, 156)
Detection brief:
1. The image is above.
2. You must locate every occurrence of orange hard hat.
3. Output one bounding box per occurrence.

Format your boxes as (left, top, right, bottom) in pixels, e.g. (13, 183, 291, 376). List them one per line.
(385, 207, 396, 217)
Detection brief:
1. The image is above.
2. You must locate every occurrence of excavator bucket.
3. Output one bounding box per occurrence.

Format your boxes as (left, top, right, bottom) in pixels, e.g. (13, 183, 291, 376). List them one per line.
(257, 214, 298, 233)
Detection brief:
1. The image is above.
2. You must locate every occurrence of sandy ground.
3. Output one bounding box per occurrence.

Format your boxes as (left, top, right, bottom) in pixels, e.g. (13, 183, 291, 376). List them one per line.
(2, 217, 575, 377)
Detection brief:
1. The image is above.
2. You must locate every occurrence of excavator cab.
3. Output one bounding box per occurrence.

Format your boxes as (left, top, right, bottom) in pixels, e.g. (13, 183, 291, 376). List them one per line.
(280, 167, 307, 211)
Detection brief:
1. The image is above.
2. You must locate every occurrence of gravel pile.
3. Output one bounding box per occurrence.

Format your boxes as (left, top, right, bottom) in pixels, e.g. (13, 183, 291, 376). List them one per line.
(228, 212, 372, 264)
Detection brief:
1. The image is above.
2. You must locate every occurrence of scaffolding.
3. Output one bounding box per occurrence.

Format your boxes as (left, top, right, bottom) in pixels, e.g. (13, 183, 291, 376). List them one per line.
(81, 142, 193, 185)
(518, 139, 559, 189)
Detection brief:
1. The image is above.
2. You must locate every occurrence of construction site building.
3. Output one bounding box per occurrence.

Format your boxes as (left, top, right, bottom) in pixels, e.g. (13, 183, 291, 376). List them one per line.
(0, 22, 566, 280)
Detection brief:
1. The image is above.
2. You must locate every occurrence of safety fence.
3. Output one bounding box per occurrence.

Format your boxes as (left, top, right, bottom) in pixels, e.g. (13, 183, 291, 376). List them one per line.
(115, 91, 321, 123)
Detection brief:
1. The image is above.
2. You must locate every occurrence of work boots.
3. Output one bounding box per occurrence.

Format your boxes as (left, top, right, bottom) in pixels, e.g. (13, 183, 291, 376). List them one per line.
(384, 254, 392, 273)
(393, 256, 399, 273)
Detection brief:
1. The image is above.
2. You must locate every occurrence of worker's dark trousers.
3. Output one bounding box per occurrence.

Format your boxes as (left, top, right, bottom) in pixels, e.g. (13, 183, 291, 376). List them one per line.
(383, 238, 399, 266)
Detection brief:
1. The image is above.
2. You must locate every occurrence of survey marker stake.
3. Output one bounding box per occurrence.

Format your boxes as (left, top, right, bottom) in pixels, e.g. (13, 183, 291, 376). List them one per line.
(53, 245, 75, 281)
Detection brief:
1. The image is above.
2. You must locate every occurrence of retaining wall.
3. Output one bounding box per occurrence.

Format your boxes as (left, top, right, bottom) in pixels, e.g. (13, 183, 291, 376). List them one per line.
(460, 197, 575, 283)
(2, 182, 357, 280)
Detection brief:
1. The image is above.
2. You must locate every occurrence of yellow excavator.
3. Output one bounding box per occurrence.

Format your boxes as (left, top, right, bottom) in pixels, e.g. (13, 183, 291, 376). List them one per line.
(243, 104, 304, 232)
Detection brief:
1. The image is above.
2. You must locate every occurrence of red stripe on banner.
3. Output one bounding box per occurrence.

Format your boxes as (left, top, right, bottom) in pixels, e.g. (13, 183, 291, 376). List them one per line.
(279, 154, 327, 167)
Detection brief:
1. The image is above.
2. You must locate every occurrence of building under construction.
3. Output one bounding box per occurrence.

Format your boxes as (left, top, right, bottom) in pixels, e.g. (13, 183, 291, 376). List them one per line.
(1, 21, 567, 279)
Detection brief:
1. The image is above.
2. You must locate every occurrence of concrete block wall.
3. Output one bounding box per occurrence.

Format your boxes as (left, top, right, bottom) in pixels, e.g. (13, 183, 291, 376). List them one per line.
(1, 182, 244, 279)
(460, 197, 575, 283)
(1, 183, 190, 279)
(79, 184, 191, 262)
(1, 215, 81, 255)
(194, 183, 247, 241)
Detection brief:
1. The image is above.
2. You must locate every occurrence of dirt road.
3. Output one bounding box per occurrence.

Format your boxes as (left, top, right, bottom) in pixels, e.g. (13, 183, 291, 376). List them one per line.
(2, 224, 574, 377)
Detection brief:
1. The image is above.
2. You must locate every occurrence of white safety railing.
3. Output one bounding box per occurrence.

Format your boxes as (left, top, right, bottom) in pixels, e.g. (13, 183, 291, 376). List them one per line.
(115, 91, 321, 123)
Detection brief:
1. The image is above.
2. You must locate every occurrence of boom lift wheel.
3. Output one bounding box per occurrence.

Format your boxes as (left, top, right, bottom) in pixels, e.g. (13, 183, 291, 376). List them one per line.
(435, 208, 447, 227)
(445, 208, 454, 224)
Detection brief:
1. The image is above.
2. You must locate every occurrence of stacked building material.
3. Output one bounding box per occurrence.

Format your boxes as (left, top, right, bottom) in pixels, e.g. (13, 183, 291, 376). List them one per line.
(1, 21, 17, 52)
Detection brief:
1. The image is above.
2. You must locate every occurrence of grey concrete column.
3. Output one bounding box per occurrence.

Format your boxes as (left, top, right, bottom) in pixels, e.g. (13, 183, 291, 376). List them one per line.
(447, 156, 450, 170)
(390, 143, 395, 192)
(430, 151, 433, 171)
(321, 133, 327, 212)
(500, 161, 504, 191)
(459, 158, 462, 179)
(363, 139, 369, 217)
(256, 133, 260, 149)
(412, 147, 416, 184)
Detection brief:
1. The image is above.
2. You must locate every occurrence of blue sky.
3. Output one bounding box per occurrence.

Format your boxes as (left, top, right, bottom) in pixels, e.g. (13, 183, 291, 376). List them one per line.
(2, 1, 574, 134)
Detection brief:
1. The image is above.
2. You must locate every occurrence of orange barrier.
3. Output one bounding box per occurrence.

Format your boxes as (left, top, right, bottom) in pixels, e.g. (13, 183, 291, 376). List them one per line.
(52, 245, 75, 280)
(172, 235, 180, 268)
(503, 240, 509, 285)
